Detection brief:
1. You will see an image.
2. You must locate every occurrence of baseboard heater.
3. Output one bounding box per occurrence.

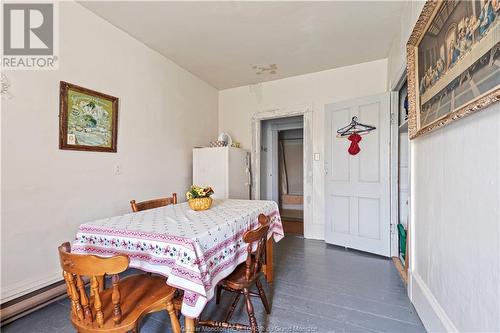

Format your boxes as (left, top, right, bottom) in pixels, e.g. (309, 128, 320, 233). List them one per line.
(0, 280, 67, 326)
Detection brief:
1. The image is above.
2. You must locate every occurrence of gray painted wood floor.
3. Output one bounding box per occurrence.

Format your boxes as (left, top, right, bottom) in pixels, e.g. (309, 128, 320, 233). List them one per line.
(2, 237, 426, 333)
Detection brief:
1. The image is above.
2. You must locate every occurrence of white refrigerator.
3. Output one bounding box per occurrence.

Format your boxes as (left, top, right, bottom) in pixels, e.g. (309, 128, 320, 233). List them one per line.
(193, 147, 251, 199)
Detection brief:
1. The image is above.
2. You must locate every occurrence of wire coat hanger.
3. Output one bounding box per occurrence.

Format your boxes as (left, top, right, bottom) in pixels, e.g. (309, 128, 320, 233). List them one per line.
(336, 116, 376, 137)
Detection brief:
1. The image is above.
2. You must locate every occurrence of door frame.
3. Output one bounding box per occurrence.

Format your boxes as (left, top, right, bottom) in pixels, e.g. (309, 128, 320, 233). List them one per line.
(390, 64, 413, 295)
(390, 66, 409, 258)
(389, 92, 400, 258)
(251, 104, 313, 235)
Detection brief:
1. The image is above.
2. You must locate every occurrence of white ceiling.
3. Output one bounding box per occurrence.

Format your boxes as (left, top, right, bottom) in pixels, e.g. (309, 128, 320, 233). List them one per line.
(80, 1, 404, 89)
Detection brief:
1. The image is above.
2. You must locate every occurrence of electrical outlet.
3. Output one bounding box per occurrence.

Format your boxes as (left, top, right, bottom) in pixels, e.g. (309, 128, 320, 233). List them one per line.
(114, 164, 122, 175)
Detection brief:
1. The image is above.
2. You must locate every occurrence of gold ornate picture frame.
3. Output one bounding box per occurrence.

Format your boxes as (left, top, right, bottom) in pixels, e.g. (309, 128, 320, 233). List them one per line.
(407, 0, 500, 139)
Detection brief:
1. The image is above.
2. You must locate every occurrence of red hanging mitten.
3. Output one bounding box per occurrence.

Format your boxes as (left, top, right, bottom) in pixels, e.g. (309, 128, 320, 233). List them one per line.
(347, 133, 362, 155)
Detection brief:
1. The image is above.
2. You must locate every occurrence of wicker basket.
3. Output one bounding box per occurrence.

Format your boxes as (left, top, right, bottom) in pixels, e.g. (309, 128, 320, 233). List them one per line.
(188, 197, 213, 211)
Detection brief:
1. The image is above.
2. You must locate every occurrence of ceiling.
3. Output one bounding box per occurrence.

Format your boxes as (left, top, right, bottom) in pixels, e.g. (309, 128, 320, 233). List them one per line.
(80, 1, 404, 89)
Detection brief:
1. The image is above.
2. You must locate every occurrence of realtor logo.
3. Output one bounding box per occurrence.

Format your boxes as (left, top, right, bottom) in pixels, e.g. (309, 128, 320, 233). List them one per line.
(2, 2, 58, 69)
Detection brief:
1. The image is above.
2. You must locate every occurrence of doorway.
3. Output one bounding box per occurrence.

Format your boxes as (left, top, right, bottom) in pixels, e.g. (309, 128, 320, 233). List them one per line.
(260, 116, 304, 236)
(391, 77, 410, 284)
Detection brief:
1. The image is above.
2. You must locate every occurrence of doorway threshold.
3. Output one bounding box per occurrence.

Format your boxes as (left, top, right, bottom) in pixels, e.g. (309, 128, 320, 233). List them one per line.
(392, 257, 408, 284)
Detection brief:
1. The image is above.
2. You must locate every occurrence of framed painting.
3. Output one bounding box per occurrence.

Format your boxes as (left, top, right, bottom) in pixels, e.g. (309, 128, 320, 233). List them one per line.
(407, 0, 500, 139)
(59, 81, 118, 152)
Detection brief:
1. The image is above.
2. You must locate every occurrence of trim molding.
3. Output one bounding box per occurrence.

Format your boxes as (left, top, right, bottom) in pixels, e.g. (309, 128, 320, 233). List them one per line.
(389, 91, 400, 257)
(1, 272, 61, 303)
(251, 103, 314, 239)
(304, 223, 324, 240)
(0, 282, 67, 326)
(410, 272, 458, 333)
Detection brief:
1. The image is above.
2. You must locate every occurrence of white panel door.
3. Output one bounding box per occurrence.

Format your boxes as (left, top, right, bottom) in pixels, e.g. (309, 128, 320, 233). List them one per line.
(324, 93, 391, 256)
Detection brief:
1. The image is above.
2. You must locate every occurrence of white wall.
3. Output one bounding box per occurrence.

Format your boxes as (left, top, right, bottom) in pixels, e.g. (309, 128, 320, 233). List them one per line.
(412, 108, 500, 333)
(0, 2, 218, 302)
(387, 1, 426, 90)
(387, 2, 500, 332)
(219, 59, 387, 239)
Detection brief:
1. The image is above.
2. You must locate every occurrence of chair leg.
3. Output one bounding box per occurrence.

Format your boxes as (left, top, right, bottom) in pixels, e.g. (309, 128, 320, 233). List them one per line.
(166, 300, 181, 333)
(216, 285, 222, 305)
(243, 288, 259, 333)
(255, 277, 271, 314)
(224, 293, 241, 322)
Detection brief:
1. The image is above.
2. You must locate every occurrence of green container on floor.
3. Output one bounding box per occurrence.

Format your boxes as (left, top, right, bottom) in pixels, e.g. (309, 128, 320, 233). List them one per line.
(398, 224, 406, 261)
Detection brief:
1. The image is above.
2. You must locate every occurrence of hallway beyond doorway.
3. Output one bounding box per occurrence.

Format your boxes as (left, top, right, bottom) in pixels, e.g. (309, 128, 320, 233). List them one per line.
(260, 116, 304, 236)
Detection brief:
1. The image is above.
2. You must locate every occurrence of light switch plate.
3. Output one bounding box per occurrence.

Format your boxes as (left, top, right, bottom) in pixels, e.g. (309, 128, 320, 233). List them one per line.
(314, 153, 321, 161)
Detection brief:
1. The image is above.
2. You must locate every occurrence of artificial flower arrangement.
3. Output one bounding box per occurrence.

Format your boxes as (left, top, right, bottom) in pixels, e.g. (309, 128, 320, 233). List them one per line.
(186, 185, 214, 211)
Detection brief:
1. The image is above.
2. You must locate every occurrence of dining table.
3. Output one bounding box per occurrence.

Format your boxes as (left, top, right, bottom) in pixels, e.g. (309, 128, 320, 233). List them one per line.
(72, 199, 284, 331)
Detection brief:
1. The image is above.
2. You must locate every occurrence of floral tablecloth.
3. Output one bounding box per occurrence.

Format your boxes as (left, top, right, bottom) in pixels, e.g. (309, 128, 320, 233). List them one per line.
(72, 199, 283, 317)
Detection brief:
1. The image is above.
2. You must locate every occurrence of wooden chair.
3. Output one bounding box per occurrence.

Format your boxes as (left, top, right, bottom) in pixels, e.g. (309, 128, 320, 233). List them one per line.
(130, 193, 177, 212)
(198, 214, 271, 333)
(58, 242, 181, 333)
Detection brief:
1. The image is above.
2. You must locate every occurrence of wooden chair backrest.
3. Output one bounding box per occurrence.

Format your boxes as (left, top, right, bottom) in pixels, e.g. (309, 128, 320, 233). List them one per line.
(58, 242, 129, 328)
(130, 193, 177, 212)
(242, 214, 270, 282)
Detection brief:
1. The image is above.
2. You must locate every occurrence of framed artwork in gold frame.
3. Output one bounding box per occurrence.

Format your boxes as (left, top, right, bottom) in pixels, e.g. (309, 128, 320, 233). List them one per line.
(407, 0, 500, 139)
